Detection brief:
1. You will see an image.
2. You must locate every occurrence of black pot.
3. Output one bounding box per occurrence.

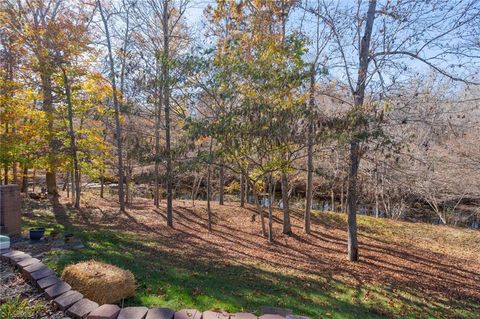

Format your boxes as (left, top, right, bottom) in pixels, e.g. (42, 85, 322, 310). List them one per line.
(29, 227, 46, 241)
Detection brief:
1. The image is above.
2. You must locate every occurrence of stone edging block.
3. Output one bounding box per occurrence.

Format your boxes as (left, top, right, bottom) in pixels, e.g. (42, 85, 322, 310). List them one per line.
(54, 290, 84, 310)
(45, 281, 72, 299)
(117, 306, 149, 319)
(67, 298, 100, 318)
(145, 308, 175, 319)
(175, 309, 202, 319)
(88, 304, 121, 319)
(37, 274, 61, 290)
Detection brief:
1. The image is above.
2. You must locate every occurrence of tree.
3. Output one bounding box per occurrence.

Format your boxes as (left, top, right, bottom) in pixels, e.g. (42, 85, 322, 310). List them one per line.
(207, 0, 307, 240)
(306, 0, 480, 261)
(97, 0, 127, 212)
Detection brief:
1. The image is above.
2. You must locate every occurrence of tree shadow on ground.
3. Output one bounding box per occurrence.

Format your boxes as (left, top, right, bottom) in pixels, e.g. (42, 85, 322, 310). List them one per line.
(37, 197, 480, 319)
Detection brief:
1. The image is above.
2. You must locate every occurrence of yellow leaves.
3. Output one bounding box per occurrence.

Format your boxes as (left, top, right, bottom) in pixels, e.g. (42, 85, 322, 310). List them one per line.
(383, 100, 391, 112)
(195, 136, 210, 146)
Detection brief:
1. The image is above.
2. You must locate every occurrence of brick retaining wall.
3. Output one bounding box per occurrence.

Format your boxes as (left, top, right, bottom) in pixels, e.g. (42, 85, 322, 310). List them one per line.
(0, 184, 21, 235)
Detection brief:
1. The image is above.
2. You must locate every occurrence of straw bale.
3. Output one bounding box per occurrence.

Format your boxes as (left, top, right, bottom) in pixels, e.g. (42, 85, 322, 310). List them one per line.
(61, 260, 135, 304)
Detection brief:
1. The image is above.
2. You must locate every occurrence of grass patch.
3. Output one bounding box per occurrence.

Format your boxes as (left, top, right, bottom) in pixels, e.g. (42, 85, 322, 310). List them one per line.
(20, 198, 480, 318)
(0, 297, 45, 319)
(39, 228, 388, 318)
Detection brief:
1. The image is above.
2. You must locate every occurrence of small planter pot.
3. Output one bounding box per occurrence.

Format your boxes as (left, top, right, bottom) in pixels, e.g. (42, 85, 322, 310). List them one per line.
(0, 235, 10, 250)
(29, 227, 46, 241)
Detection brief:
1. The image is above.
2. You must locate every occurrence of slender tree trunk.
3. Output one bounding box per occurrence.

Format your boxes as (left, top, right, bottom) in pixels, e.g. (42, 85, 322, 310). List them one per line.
(12, 126, 18, 184)
(346, 0, 377, 262)
(192, 175, 202, 207)
(65, 172, 70, 197)
(100, 172, 104, 199)
(305, 121, 314, 234)
(62, 172, 68, 192)
(162, 0, 173, 227)
(70, 169, 75, 204)
(100, 128, 106, 199)
(331, 188, 335, 211)
(267, 176, 274, 243)
(374, 162, 379, 218)
(281, 172, 292, 235)
(12, 161, 18, 185)
(66, 173, 70, 198)
(32, 169, 36, 192)
(246, 176, 250, 203)
(207, 139, 214, 231)
(3, 164, 7, 185)
(219, 164, 225, 205)
(62, 68, 81, 209)
(191, 176, 197, 206)
(253, 183, 266, 237)
(125, 161, 131, 207)
(40, 73, 58, 197)
(240, 174, 245, 207)
(98, 0, 126, 212)
(207, 161, 212, 232)
(154, 54, 163, 208)
(21, 165, 28, 193)
(340, 179, 344, 213)
(347, 141, 360, 261)
(3, 124, 7, 185)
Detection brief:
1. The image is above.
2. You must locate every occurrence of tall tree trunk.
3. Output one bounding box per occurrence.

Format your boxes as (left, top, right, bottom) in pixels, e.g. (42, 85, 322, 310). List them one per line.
(246, 176, 250, 203)
(100, 174, 104, 198)
(3, 124, 7, 184)
(281, 172, 292, 235)
(219, 164, 225, 205)
(347, 0, 377, 262)
(125, 160, 131, 206)
(347, 141, 360, 261)
(305, 118, 314, 234)
(70, 169, 75, 204)
(66, 173, 70, 198)
(374, 160, 379, 218)
(331, 188, 335, 211)
(3, 164, 8, 185)
(62, 68, 81, 209)
(98, 0, 126, 212)
(21, 166, 28, 193)
(64, 172, 69, 197)
(305, 64, 315, 234)
(207, 161, 212, 232)
(12, 126, 18, 184)
(12, 162, 18, 185)
(62, 172, 68, 192)
(154, 54, 163, 208)
(240, 174, 245, 207)
(192, 175, 202, 207)
(100, 128, 107, 199)
(207, 139, 213, 231)
(253, 183, 266, 237)
(340, 179, 345, 213)
(41, 73, 58, 197)
(163, 0, 173, 227)
(267, 176, 274, 243)
(32, 169, 36, 192)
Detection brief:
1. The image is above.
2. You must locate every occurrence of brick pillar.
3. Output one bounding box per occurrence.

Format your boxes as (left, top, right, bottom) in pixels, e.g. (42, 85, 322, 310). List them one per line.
(0, 184, 21, 235)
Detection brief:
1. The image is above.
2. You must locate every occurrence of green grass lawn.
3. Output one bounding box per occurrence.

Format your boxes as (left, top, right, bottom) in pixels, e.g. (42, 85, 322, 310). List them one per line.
(20, 197, 480, 319)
